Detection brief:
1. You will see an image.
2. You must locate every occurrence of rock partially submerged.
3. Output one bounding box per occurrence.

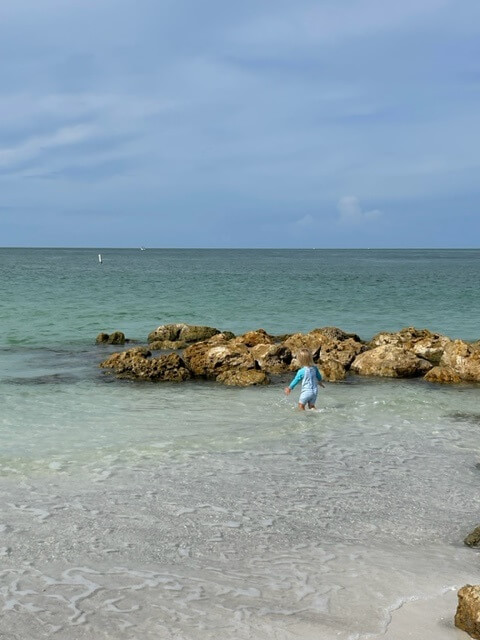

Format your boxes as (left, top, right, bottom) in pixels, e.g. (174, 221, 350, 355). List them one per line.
(148, 323, 225, 349)
(351, 345, 432, 378)
(98, 324, 480, 387)
(96, 331, 127, 345)
(464, 525, 480, 548)
(455, 585, 480, 639)
(100, 348, 191, 382)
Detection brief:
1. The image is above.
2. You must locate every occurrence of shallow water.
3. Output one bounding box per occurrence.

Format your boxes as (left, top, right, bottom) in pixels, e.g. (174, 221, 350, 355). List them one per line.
(1, 249, 480, 638)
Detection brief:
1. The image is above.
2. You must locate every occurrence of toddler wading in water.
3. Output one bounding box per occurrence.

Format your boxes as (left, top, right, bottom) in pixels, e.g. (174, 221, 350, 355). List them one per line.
(285, 349, 325, 410)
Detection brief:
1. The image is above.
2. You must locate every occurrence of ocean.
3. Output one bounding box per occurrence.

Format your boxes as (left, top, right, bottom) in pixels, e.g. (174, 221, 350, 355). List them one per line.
(1, 248, 480, 639)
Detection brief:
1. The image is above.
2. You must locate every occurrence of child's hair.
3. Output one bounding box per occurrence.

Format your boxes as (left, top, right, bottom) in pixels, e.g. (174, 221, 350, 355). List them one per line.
(297, 349, 314, 367)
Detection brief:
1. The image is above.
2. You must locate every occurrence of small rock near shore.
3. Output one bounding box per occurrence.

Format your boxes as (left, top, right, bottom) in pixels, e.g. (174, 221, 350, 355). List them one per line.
(455, 584, 480, 639)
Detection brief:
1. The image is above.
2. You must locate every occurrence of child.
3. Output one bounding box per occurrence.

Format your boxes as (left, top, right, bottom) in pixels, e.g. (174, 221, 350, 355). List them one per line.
(284, 348, 325, 410)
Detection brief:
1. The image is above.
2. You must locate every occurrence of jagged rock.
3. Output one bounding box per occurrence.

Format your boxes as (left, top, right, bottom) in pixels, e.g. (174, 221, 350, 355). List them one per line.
(455, 585, 480, 639)
(320, 337, 366, 368)
(147, 323, 221, 349)
(183, 340, 256, 379)
(351, 345, 432, 378)
(464, 526, 480, 547)
(96, 331, 126, 345)
(232, 329, 274, 348)
(314, 326, 362, 343)
(283, 333, 324, 362)
(319, 359, 347, 382)
(424, 366, 463, 384)
(216, 369, 269, 386)
(250, 343, 293, 374)
(369, 327, 449, 364)
(440, 340, 480, 382)
(284, 328, 364, 370)
(100, 349, 191, 382)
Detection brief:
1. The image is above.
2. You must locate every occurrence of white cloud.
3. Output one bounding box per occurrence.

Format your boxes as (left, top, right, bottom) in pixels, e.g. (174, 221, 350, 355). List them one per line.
(337, 196, 382, 225)
(0, 124, 96, 168)
(295, 213, 315, 227)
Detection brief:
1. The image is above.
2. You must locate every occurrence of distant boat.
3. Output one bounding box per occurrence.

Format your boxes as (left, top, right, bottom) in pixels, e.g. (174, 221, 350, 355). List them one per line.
(140, 247, 146, 251)
(98, 254, 103, 263)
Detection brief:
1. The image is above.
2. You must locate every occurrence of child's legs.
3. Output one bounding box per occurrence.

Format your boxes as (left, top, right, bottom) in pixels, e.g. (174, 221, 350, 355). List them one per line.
(299, 389, 317, 411)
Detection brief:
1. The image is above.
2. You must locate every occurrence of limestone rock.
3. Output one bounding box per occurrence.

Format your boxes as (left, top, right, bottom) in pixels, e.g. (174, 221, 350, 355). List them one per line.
(440, 340, 480, 382)
(455, 585, 480, 639)
(250, 343, 293, 374)
(183, 340, 256, 379)
(216, 369, 269, 386)
(464, 526, 480, 547)
(424, 366, 463, 384)
(232, 329, 274, 348)
(100, 348, 191, 382)
(96, 331, 126, 345)
(351, 345, 432, 378)
(313, 326, 362, 343)
(369, 327, 449, 364)
(320, 359, 347, 382)
(284, 328, 364, 370)
(147, 323, 221, 349)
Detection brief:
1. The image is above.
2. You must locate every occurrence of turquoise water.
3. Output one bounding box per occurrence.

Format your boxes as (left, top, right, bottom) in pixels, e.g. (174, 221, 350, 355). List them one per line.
(1, 248, 480, 639)
(2, 248, 480, 347)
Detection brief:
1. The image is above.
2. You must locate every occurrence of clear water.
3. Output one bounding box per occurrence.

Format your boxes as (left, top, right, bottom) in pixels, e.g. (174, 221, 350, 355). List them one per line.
(1, 248, 480, 639)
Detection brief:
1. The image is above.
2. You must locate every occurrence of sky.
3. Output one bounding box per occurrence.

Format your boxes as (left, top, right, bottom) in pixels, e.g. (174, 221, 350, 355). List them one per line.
(0, 0, 479, 248)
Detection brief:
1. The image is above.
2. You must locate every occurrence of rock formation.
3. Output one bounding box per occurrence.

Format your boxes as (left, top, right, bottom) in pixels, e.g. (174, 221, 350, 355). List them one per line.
(97, 324, 480, 387)
(455, 585, 480, 639)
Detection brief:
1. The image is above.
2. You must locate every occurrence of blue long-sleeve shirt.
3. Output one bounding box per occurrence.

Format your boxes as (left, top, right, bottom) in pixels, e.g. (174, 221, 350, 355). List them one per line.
(289, 366, 322, 391)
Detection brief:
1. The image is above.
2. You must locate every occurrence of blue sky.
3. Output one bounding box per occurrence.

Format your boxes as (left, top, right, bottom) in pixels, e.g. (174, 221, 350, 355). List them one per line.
(1, 0, 479, 247)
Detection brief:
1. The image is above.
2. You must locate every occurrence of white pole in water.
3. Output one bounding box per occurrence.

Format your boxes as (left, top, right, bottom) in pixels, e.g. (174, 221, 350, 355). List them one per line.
(98, 254, 102, 263)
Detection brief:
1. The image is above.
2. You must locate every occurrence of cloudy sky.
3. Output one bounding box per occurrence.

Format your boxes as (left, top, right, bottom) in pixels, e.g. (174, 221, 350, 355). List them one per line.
(1, 0, 479, 247)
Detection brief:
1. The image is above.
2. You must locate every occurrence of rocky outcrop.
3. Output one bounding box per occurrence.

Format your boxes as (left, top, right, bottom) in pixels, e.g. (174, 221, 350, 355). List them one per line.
(455, 585, 480, 639)
(319, 359, 347, 382)
(184, 341, 257, 380)
(440, 340, 480, 382)
(100, 348, 191, 382)
(96, 331, 126, 345)
(216, 369, 269, 386)
(250, 343, 293, 374)
(424, 366, 463, 384)
(351, 345, 432, 378)
(464, 526, 480, 548)
(231, 329, 274, 348)
(97, 323, 480, 387)
(369, 327, 449, 364)
(147, 323, 223, 349)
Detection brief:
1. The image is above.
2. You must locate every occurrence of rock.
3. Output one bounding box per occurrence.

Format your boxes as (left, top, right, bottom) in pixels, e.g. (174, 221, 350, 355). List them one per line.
(216, 369, 269, 386)
(183, 340, 256, 379)
(284, 328, 364, 370)
(147, 323, 221, 349)
(320, 359, 347, 382)
(283, 333, 323, 363)
(455, 585, 480, 639)
(351, 345, 432, 378)
(320, 337, 365, 368)
(424, 366, 463, 384)
(100, 348, 191, 382)
(440, 340, 480, 382)
(313, 326, 362, 343)
(250, 343, 293, 373)
(232, 329, 274, 348)
(464, 526, 480, 547)
(369, 327, 449, 364)
(96, 331, 126, 345)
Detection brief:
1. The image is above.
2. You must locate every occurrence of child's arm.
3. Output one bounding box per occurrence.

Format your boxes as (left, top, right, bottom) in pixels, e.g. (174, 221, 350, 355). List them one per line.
(284, 368, 304, 394)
